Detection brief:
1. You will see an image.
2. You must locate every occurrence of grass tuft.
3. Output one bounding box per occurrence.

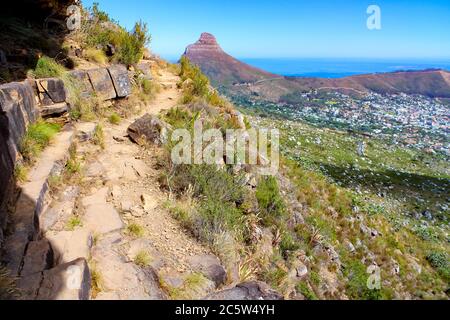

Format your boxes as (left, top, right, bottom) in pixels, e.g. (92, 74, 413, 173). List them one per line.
(134, 250, 151, 267)
(20, 121, 61, 163)
(32, 56, 67, 79)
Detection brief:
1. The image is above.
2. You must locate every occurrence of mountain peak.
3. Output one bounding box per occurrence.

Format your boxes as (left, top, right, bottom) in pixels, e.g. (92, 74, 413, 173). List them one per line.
(185, 32, 223, 55)
(198, 32, 218, 45)
(184, 33, 277, 86)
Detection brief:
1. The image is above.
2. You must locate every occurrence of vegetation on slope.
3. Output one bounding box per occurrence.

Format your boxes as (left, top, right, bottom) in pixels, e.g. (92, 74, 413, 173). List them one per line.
(159, 58, 449, 300)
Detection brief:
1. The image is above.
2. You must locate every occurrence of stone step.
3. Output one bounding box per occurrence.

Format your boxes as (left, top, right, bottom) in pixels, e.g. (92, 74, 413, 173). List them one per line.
(83, 203, 124, 234)
(75, 122, 97, 143)
(40, 102, 69, 118)
(3, 127, 74, 275)
(46, 229, 93, 265)
(39, 186, 79, 233)
(17, 258, 91, 300)
(20, 239, 54, 277)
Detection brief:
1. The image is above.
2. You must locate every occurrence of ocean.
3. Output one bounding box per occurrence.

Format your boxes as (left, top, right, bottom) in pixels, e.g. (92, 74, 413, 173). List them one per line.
(240, 58, 450, 78)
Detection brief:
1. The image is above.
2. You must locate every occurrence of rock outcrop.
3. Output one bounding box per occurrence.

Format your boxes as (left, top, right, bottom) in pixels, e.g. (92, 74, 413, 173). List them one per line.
(127, 114, 172, 146)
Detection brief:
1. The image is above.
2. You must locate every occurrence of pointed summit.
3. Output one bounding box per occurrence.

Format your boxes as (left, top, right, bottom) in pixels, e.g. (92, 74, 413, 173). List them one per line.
(185, 32, 223, 55)
(184, 33, 277, 86)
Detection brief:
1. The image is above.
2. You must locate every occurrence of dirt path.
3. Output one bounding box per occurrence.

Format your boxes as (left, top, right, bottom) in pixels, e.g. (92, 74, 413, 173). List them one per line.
(43, 69, 219, 300)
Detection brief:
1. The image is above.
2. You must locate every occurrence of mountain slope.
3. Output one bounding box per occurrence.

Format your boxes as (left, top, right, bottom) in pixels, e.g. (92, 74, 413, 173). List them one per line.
(184, 33, 450, 100)
(184, 33, 278, 86)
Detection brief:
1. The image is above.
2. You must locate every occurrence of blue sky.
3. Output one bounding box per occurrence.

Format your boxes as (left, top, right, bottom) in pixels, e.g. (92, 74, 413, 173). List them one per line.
(83, 0, 450, 60)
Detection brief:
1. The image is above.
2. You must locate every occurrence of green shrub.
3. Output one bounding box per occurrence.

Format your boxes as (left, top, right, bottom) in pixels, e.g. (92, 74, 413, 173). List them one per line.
(84, 48, 108, 64)
(279, 230, 300, 256)
(137, 78, 160, 102)
(14, 164, 28, 183)
(114, 21, 151, 65)
(109, 112, 121, 125)
(427, 251, 449, 282)
(32, 56, 66, 79)
(296, 282, 318, 300)
(343, 259, 385, 300)
(256, 176, 287, 224)
(166, 164, 246, 242)
(91, 2, 110, 22)
(179, 56, 210, 99)
(82, 3, 151, 66)
(93, 124, 105, 149)
(126, 223, 145, 238)
(20, 121, 61, 162)
(134, 251, 151, 267)
(66, 216, 82, 231)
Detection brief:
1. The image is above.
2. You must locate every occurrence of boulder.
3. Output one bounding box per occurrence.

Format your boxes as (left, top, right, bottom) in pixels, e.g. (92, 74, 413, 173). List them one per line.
(76, 122, 97, 142)
(35, 78, 67, 105)
(20, 239, 54, 277)
(108, 64, 131, 98)
(135, 61, 153, 77)
(0, 81, 38, 163)
(47, 229, 93, 264)
(187, 255, 227, 287)
(87, 68, 116, 100)
(37, 258, 91, 300)
(40, 102, 69, 118)
(127, 114, 172, 146)
(68, 70, 94, 98)
(205, 281, 283, 300)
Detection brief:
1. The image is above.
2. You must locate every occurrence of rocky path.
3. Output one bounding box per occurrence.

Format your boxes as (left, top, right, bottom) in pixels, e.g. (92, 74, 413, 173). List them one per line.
(39, 69, 224, 300)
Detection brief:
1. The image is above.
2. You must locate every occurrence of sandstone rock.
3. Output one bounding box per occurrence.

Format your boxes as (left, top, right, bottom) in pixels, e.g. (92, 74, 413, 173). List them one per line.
(81, 187, 109, 207)
(68, 70, 94, 98)
(0, 81, 37, 163)
(125, 239, 164, 271)
(296, 262, 308, 278)
(47, 229, 93, 264)
(108, 64, 131, 98)
(187, 255, 227, 287)
(87, 68, 116, 100)
(130, 159, 148, 177)
(127, 114, 172, 146)
(141, 193, 157, 212)
(121, 200, 133, 212)
(85, 161, 106, 178)
(205, 281, 283, 300)
(83, 204, 124, 234)
(111, 185, 122, 199)
(92, 234, 165, 300)
(16, 272, 42, 300)
(21, 239, 54, 277)
(40, 102, 69, 118)
(35, 78, 67, 104)
(37, 258, 91, 300)
(40, 187, 79, 232)
(76, 122, 97, 142)
(135, 61, 153, 77)
(344, 240, 356, 253)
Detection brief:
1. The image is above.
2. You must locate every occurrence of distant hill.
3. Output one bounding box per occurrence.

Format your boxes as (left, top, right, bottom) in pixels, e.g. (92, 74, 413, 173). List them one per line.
(184, 33, 450, 100)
